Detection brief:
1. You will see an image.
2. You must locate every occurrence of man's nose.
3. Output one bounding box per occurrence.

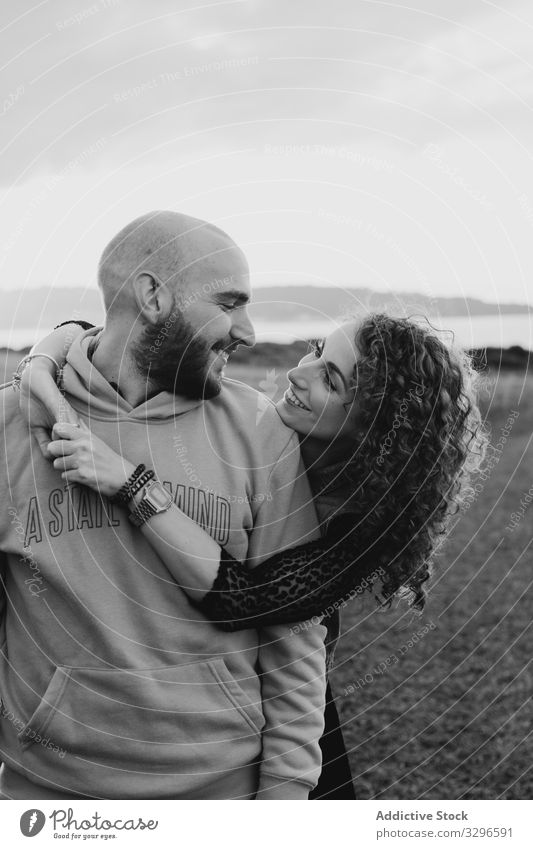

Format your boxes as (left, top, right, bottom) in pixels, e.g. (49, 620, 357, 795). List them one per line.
(231, 310, 255, 348)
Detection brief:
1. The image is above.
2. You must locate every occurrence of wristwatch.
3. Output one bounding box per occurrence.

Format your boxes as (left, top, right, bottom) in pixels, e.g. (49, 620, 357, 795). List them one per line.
(128, 480, 173, 527)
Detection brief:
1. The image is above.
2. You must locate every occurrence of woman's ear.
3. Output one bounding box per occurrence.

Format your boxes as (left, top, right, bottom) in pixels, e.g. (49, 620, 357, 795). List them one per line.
(132, 271, 173, 325)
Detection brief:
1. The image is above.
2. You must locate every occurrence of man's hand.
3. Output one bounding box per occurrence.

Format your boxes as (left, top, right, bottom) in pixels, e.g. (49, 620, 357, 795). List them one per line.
(19, 360, 80, 459)
(47, 421, 137, 498)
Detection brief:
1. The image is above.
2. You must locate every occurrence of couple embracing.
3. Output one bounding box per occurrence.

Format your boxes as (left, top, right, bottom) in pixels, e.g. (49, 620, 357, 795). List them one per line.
(0, 211, 485, 799)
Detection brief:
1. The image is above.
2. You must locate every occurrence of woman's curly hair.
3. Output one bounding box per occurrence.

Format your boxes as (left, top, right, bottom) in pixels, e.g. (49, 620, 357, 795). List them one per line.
(335, 313, 488, 611)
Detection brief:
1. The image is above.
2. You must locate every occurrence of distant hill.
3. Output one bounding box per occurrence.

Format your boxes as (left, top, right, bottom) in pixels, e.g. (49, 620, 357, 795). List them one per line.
(1, 285, 531, 331)
(248, 286, 532, 321)
(228, 341, 531, 371)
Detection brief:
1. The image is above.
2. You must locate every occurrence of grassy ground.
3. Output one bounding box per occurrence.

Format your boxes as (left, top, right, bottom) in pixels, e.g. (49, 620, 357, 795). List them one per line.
(2, 348, 531, 799)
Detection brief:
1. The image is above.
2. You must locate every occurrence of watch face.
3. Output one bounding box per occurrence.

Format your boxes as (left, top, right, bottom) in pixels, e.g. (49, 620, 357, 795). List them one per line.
(147, 482, 172, 510)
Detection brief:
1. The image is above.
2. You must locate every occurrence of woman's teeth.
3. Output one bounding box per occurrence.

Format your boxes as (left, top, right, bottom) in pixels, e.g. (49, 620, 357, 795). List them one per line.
(285, 386, 311, 411)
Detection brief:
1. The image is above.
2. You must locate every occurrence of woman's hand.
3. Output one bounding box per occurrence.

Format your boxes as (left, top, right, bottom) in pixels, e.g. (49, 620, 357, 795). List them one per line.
(47, 421, 137, 498)
(18, 323, 86, 459)
(19, 360, 80, 459)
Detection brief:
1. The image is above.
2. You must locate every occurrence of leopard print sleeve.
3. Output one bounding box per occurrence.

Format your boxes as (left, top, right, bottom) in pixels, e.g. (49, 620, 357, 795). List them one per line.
(196, 516, 382, 631)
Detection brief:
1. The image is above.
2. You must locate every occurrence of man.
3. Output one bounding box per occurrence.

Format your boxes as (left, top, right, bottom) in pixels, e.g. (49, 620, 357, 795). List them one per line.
(0, 211, 327, 800)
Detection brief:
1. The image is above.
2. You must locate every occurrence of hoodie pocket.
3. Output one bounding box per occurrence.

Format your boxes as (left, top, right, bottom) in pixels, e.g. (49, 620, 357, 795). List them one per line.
(19, 657, 264, 798)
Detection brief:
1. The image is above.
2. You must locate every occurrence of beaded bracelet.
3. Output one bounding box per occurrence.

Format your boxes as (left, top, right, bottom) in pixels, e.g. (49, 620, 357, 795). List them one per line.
(126, 469, 155, 502)
(12, 353, 62, 392)
(111, 463, 146, 505)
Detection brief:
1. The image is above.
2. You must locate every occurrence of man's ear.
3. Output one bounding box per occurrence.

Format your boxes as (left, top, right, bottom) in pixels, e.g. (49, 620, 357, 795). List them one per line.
(132, 271, 173, 325)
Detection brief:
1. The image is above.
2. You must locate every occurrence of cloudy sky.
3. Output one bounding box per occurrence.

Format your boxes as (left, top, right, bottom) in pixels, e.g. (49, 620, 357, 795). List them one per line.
(2, 0, 533, 306)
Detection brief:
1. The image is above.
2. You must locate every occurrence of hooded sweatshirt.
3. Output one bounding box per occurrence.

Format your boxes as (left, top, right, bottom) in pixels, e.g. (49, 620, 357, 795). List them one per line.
(0, 326, 327, 800)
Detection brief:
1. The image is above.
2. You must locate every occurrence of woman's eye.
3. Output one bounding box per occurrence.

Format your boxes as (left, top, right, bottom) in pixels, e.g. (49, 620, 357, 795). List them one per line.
(311, 340, 334, 388)
(321, 367, 335, 390)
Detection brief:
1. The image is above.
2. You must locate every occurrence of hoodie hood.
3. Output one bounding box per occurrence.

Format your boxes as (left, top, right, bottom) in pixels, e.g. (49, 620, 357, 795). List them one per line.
(62, 325, 204, 421)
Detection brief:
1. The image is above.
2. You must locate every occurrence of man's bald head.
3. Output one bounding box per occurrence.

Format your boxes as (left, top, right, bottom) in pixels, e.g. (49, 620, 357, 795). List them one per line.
(91, 210, 254, 401)
(97, 211, 244, 314)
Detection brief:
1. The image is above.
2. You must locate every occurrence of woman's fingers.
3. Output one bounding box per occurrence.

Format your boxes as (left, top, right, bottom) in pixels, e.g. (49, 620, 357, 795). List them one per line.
(33, 426, 55, 460)
(47, 438, 78, 457)
(52, 455, 79, 472)
(51, 421, 82, 440)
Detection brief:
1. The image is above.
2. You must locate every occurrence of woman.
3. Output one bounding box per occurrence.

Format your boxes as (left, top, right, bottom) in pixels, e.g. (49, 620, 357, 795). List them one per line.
(16, 312, 486, 797)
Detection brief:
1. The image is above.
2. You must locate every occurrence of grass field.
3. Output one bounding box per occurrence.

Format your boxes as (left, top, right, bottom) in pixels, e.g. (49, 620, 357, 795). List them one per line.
(2, 348, 531, 799)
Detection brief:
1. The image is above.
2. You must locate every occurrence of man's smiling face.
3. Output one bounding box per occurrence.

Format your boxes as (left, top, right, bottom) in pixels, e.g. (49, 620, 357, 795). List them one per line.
(175, 245, 255, 396)
(117, 212, 255, 400)
(136, 250, 254, 399)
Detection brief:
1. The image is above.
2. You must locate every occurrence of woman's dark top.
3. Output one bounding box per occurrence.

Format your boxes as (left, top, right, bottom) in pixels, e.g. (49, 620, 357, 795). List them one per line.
(55, 320, 382, 635)
(199, 513, 381, 632)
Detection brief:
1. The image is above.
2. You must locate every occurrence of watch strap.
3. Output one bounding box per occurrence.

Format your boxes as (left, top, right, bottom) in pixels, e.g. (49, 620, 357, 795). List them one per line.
(129, 498, 158, 527)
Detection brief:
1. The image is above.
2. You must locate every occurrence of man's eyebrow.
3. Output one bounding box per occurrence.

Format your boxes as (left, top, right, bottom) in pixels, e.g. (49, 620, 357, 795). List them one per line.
(212, 289, 250, 304)
(326, 360, 349, 391)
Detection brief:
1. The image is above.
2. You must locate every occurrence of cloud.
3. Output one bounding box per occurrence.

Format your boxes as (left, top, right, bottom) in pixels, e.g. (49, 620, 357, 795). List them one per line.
(2, 0, 531, 184)
(1, 0, 532, 304)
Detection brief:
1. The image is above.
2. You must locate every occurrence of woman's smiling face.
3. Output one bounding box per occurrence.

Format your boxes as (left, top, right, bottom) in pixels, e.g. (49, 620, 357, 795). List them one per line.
(276, 321, 359, 443)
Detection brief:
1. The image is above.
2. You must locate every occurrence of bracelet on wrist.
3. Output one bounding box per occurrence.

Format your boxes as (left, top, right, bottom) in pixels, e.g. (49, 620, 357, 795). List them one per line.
(111, 463, 148, 505)
(12, 353, 62, 392)
(126, 469, 155, 502)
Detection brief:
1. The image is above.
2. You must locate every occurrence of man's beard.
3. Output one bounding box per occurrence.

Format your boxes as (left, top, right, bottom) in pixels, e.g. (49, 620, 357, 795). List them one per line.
(132, 311, 228, 400)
